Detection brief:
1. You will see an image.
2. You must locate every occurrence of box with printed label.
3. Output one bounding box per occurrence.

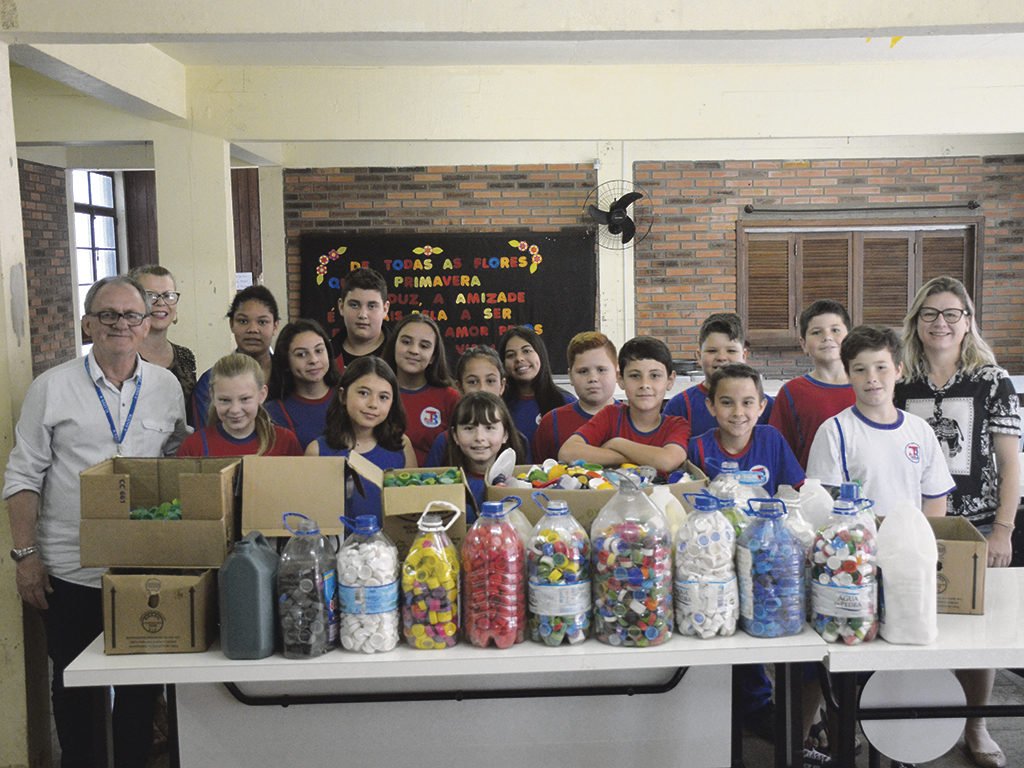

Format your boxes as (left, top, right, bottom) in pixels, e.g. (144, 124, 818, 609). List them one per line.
(102, 569, 217, 654)
(80, 458, 238, 569)
(346, 453, 467, 561)
(928, 516, 987, 615)
(486, 462, 707, 532)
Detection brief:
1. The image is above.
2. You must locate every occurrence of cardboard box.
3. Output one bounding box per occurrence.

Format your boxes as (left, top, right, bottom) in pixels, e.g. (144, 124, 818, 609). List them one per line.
(348, 454, 467, 561)
(487, 462, 707, 533)
(102, 570, 217, 654)
(928, 516, 988, 615)
(80, 458, 239, 569)
(241, 455, 349, 537)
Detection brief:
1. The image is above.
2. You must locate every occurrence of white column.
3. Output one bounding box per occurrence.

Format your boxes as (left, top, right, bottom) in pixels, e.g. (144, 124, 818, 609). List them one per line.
(0, 42, 41, 768)
(153, 127, 236, 372)
(258, 166, 288, 321)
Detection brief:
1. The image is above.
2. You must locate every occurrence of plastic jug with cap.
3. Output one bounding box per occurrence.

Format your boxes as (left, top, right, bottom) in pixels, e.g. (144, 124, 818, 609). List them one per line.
(276, 512, 339, 658)
(401, 501, 461, 649)
(337, 514, 400, 654)
(810, 482, 879, 644)
(527, 491, 592, 646)
(737, 498, 805, 638)
(674, 492, 738, 638)
(462, 500, 526, 648)
(591, 470, 673, 646)
(219, 531, 279, 659)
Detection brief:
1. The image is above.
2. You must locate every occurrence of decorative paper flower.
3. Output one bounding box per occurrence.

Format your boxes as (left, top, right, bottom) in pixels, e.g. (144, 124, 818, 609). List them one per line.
(315, 245, 347, 285)
(413, 245, 443, 256)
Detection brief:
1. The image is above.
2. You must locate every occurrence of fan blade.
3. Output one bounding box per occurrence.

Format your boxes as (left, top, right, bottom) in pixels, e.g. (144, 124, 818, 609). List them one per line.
(620, 215, 636, 244)
(609, 191, 643, 212)
(587, 204, 610, 225)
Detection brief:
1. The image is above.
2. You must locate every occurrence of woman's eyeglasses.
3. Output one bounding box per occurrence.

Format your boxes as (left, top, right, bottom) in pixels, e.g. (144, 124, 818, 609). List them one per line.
(145, 291, 181, 305)
(918, 307, 968, 324)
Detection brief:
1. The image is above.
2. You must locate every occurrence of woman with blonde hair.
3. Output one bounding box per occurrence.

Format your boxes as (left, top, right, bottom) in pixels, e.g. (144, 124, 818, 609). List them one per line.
(896, 275, 1020, 768)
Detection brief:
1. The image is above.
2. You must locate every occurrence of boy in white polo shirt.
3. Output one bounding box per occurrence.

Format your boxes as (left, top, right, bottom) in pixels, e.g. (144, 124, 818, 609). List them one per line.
(807, 325, 955, 518)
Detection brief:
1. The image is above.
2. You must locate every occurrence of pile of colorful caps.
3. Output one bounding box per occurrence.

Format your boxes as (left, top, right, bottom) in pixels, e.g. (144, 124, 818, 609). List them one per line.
(494, 459, 653, 491)
(129, 499, 182, 520)
(384, 468, 463, 487)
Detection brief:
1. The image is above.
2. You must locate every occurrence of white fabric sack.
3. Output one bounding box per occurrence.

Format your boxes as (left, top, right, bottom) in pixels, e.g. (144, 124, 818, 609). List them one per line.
(875, 502, 938, 645)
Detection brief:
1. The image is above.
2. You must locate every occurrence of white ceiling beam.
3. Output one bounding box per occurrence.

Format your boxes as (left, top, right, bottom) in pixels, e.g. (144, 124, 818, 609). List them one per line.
(4, 0, 1023, 41)
(9, 44, 186, 120)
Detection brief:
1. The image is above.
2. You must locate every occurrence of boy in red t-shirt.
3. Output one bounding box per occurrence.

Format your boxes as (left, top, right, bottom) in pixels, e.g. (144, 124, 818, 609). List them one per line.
(559, 336, 689, 476)
(769, 299, 855, 467)
(532, 331, 618, 462)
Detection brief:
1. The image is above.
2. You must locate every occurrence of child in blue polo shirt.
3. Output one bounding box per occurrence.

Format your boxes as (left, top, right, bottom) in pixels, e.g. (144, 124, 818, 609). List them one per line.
(688, 362, 804, 495)
(665, 312, 773, 439)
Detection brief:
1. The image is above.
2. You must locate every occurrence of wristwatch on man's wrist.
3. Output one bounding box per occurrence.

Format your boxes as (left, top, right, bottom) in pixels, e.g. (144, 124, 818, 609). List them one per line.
(10, 546, 39, 562)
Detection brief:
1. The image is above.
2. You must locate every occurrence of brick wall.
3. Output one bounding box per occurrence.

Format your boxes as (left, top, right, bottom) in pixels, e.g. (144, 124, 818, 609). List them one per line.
(19, 160, 76, 376)
(634, 156, 1024, 377)
(282, 164, 597, 320)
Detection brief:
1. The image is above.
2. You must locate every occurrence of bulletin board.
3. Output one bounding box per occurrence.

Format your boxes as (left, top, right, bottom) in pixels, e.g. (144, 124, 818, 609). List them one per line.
(299, 231, 597, 374)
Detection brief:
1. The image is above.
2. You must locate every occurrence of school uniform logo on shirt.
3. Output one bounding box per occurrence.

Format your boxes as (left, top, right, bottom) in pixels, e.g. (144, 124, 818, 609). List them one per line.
(751, 464, 771, 490)
(904, 443, 921, 463)
(420, 407, 442, 428)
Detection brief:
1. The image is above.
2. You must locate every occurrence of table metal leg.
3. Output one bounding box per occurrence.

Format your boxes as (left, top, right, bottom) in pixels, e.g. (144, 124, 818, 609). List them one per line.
(833, 672, 859, 768)
(732, 664, 746, 768)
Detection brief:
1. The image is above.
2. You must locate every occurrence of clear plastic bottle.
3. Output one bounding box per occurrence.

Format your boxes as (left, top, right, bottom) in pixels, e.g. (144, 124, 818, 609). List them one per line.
(736, 498, 805, 638)
(401, 502, 461, 650)
(462, 501, 526, 649)
(674, 492, 738, 638)
(337, 514, 400, 654)
(709, 461, 767, 535)
(527, 491, 591, 646)
(277, 513, 339, 658)
(810, 483, 879, 644)
(591, 474, 673, 646)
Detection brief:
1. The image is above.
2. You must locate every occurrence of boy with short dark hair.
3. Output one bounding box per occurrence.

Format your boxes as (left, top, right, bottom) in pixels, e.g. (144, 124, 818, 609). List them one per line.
(807, 325, 954, 518)
(665, 312, 773, 438)
(333, 267, 391, 373)
(532, 331, 618, 462)
(559, 336, 689, 475)
(688, 363, 804, 495)
(770, 300, 856, 467)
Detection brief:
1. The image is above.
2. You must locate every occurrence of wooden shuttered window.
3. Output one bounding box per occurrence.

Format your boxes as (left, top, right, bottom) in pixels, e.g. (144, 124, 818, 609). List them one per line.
(745, 236, 792, 333)
(739, 218, 980, 344)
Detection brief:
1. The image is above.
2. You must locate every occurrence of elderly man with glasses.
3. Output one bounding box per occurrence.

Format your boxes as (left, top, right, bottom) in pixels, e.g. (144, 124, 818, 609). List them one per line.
(4, 275, 188, 768)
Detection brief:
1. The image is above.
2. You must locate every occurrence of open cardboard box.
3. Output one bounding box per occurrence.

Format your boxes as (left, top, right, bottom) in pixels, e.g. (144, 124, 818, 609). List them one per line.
(241, 455, 350, 537)
(346, 453, 467, 561)
(80, 458, 239, 569)
(928, 516, 988, 615)
(102, 569, 217, 654)
(486, 461, 707, 532)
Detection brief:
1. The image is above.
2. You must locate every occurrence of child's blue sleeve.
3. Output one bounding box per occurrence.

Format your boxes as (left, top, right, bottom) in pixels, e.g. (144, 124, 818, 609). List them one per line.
(425, 433, 447, 467)
(664, 392, 688, 418)
(773, 427, 806, 488)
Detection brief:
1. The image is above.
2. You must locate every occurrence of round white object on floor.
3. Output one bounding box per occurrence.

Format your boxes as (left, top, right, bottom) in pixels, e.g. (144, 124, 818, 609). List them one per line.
(860, 669, 966, 763)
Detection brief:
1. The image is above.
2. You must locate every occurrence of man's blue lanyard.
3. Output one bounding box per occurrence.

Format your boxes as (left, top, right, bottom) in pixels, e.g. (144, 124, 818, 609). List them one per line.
(84, 356, 141, 456)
